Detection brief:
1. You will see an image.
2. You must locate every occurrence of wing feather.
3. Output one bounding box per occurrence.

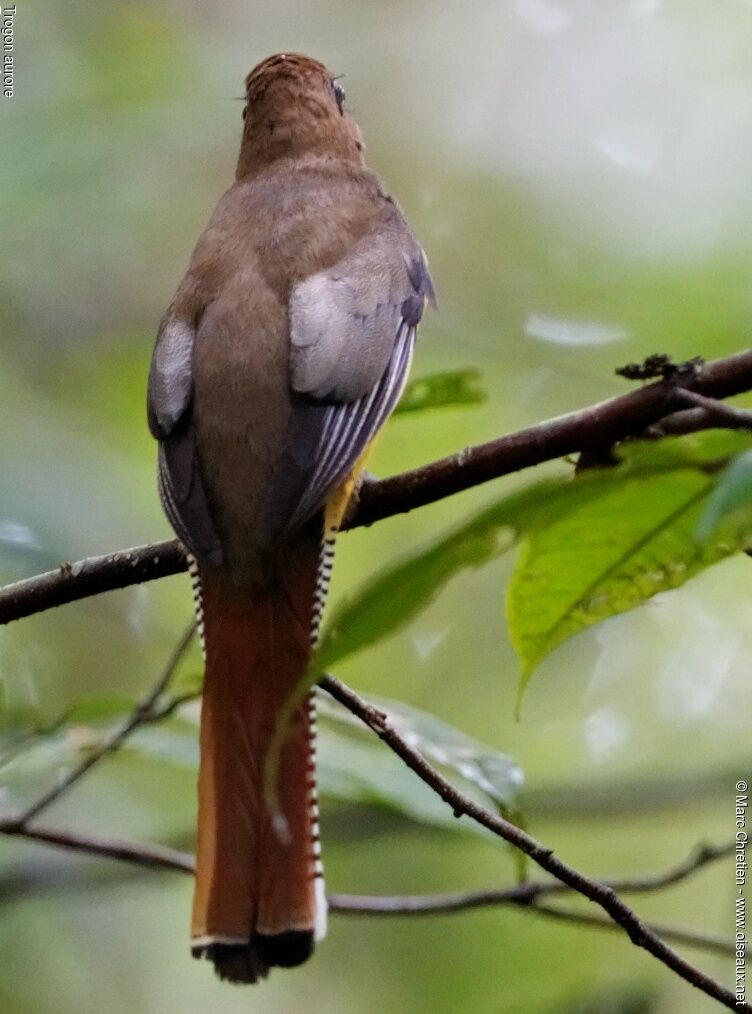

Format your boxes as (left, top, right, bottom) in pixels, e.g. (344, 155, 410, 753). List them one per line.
(282, 323, 416, 533)
(263, 219, 433, 540)
(148, 313, 223, 564)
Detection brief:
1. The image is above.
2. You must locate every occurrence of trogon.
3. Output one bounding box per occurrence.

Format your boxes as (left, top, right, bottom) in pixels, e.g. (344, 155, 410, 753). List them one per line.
(147, 53, 434, 984)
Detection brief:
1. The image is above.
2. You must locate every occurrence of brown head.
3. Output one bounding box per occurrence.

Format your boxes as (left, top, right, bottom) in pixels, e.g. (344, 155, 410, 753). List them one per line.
(236, 53, 365, 179)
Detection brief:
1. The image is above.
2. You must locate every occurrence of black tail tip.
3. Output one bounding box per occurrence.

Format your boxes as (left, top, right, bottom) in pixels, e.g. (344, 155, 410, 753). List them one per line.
(192, 932, 315, 984)
(255, 930, 315, 969)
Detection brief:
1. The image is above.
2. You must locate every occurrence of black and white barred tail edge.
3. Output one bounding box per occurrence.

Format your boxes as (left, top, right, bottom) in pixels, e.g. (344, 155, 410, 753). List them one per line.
(305, 525, 337, 942)
(305, 690, 327, 940)
(310, 526, 337, 649)
(186, 552, 206, 659)
(188, 524, 332, 661)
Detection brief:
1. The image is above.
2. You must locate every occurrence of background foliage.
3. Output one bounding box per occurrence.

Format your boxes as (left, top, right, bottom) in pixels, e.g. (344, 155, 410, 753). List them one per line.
(2, 2, 752, 1011)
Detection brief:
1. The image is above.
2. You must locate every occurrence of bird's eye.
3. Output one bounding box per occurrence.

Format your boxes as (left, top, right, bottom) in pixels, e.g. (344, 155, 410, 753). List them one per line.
(242, 106, 247, 121)
(332, 80, 346, 115)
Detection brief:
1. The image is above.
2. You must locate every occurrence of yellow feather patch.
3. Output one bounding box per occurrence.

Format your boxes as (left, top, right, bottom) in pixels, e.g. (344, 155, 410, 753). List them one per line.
(324, 441, 375, 533)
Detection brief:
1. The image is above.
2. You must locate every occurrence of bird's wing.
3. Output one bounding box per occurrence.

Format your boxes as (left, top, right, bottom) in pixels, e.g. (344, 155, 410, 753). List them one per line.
(147, 314, 223, 564)
(266, 227, 435, 537)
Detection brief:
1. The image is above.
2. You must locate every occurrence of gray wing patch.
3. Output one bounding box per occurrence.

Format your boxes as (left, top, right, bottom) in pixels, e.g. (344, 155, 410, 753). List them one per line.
(147, 317, 195, 439)
(290, 273, 401, 403)
(289, 234, 430, 404)
(148, 314, 222, 565)
(265, 229, 434, 540)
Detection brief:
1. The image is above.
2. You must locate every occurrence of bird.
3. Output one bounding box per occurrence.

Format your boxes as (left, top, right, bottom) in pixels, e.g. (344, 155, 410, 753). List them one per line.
(147, 52, 435, 984)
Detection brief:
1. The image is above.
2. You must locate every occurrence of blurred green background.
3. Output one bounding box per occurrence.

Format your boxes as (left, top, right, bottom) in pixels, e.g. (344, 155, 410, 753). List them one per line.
(2, 1, 751, 1011)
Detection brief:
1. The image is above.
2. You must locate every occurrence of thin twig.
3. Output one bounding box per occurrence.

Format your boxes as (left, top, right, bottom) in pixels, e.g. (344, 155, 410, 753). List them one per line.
(606, 839, 736, 892)
(9, 620, 196, 829)
(327, 841, 736, 956)
(3, 349, 752, 627)
(647, 407, 722, 437)
(329, 838, 735, 916)
(319, 673, 747, 1012)
(328, 894, 734, 956)
(672, 388, 752, 429)
(0, 817, 194, 874)
(526, 903, 735, 958)
(0, 816, 734, 958)
(650, 390, 752, 436)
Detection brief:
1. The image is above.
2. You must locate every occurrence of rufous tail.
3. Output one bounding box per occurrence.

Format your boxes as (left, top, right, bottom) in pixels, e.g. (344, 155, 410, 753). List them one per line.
(190, 541, 325, 983)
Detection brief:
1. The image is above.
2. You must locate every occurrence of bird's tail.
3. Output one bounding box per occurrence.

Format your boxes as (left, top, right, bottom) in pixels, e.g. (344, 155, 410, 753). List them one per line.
(190, 541, 326, 983)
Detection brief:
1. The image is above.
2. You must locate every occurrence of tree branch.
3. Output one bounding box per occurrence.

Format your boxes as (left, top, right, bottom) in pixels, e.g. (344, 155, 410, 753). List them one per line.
(354, 347, 752, 526)
(330, 893, 734, 956)
(0, 816, 194, 874)
(672, 388, 752, 429)
(0, 658, 740, 1004)
(0, 815, 734, 958)
(2, 348, 752, 627)
(327, 840, 736, 957)
(0, 541, 185, 626)
(319, 674, 747, 1012)
(328, 838, 735, 916)
(0, 351, 749, 1006)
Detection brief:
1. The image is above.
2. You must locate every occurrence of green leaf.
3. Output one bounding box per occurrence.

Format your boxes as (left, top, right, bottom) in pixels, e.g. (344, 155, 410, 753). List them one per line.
(315, 521, 512, 672)
(394, 369, 486, 415)
(128, 693, 524, 838)
(317, 692, 523, 813)
(314, 429, 752, 714)
(696, 448, 752, 539)
(318, 728, 463, 831)
(0, 707, 50, 769)
(315, 478, 580, 673)
(314, 490, 535, 673)
(507, 435, 752, 692)
(616, 427, 751, 470)
(317, 431, 752, 674)
(316, 460, 652, 673)
(277, 470, 538, 816)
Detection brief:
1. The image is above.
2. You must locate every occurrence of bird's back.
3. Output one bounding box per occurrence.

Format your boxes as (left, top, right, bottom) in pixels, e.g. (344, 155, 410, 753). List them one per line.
(183, 156, 394, 583)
